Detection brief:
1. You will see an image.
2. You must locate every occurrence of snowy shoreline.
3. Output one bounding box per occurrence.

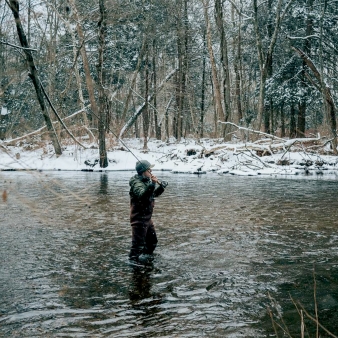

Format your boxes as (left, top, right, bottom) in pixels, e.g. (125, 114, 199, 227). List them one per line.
(1, 138, 338, 178)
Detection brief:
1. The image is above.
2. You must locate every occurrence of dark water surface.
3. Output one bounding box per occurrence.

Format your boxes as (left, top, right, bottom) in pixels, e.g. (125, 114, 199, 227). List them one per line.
(1, 171, 338, 337)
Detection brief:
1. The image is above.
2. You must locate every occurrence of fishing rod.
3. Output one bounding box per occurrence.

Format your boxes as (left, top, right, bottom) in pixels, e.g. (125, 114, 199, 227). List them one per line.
(90, 110, 168, 187)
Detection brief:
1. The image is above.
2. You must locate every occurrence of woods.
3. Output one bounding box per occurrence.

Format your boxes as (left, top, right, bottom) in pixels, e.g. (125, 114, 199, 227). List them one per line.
(1, 0, 338, 166)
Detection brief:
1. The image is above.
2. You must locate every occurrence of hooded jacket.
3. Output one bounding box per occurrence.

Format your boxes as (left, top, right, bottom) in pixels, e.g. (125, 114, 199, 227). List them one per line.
(129, 174, 165, 226)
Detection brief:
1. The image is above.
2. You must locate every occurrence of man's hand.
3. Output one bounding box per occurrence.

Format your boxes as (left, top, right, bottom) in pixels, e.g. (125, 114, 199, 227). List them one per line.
(150, 174, 159, 184)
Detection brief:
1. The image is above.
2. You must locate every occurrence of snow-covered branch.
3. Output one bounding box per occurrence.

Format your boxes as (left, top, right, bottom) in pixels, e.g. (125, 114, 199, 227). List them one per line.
(0, 39, 38, 51)
(218, 121, 284, 141)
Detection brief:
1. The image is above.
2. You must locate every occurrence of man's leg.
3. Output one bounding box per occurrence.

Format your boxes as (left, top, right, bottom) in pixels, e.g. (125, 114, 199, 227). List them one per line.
(129, 224, 146, 260)
(143, 222, 158, 255)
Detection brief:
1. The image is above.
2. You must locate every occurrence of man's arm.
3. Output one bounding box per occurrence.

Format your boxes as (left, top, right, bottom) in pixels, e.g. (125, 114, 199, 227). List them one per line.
(130, 179, 155, 199)
(154, 184, 165, 197)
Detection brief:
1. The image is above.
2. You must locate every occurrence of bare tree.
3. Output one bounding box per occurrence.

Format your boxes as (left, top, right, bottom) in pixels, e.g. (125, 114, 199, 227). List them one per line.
(203, 0, 225, 137)
(6, 0, 62, 155)
(231, 1, 243, 125)
(97, 0, 108, 167)
(143, 43, 150, 150)
(297, 0, 314, 137)
(215, 0, 231, 136)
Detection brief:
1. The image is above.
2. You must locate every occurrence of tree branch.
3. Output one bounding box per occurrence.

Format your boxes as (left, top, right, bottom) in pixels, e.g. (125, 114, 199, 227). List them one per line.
(0, 39, 38, 51)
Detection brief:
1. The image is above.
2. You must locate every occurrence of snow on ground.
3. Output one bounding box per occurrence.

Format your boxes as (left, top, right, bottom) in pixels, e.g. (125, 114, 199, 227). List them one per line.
(1, 137, 338, 178)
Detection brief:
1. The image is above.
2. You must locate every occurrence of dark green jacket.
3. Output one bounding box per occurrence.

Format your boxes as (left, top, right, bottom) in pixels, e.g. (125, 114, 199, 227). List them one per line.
(129, 174, 165, 226)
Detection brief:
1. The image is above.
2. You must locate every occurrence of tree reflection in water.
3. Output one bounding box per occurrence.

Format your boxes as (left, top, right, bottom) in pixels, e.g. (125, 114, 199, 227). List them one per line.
(98, 172, 108, 195)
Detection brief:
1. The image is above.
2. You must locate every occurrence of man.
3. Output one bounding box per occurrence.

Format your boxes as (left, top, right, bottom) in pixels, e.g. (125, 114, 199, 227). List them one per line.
(129, 160, 167, 262)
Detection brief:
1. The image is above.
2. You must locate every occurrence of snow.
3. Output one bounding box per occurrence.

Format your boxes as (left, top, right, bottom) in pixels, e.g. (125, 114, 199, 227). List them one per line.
(1, 137, 338, 179)
(1, 107, 10, 116)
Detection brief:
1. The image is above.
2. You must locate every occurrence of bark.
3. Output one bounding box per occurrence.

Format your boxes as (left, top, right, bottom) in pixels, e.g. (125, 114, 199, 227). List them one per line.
(143, 45, 149, 150)
(215, 0, 231, 130)
(97, 0, 108, 167)
(175, 0, 188, 141)
(297, 0, 314, 137)
(152, 39, 161, 140)
(203, 0, 225, 137)
(264, 0, 273, 134)
(7, 0, 62, 156)
(280, 104, 285, 138)
(199, 30, 206, 139)
(165, 96, 173, 141)
(231, 3, 243, 125)
(173, 72, 178, 139)
(290, 104, 297, 138)
(297, 101, 306, 136)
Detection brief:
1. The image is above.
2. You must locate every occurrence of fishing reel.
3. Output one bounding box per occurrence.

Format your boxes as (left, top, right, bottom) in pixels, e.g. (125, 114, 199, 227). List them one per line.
(158, 180, 168, 188)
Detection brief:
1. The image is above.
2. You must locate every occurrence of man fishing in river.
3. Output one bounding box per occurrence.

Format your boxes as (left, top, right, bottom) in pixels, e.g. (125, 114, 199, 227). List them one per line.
(129, 160, 168, 263)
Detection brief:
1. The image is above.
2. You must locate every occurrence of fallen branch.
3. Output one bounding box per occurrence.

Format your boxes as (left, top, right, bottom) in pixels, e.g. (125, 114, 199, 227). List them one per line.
(245, 146, 272, 167)
(218, 121, 284, 141)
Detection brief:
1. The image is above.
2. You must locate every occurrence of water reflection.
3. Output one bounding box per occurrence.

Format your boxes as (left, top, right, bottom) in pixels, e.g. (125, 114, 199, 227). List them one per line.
(98, 172, 108, 195)
(129, 265, 154, 303)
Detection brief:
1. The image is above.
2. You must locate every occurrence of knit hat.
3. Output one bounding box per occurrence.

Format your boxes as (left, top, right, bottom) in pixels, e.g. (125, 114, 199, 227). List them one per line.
(135, 160, 154, 174)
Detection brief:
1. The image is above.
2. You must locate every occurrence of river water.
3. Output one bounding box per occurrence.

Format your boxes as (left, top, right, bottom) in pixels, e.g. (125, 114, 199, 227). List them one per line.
(0, 171, 338, 337)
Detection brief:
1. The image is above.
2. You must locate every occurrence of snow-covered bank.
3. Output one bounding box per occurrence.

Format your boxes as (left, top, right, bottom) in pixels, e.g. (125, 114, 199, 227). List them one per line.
(1, 138, 338, 178)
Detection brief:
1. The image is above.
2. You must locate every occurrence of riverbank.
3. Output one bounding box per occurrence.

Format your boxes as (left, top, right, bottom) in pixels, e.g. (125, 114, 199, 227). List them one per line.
(1, 137, 338, 177)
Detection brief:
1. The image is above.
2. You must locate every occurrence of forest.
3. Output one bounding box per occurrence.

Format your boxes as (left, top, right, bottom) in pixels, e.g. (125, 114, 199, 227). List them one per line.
(0, 0, 337, 167)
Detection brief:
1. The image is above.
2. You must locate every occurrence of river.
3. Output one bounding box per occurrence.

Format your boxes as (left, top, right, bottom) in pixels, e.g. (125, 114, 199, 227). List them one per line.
(0, 171, 338, 337)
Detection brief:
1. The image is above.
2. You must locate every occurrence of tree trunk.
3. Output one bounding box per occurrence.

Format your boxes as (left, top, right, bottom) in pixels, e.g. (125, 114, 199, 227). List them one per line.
(152, 39, 161, 140)
(297, 101, 306, 137)
(280, 103, 285, 138)
(231, 3, 243, 125)
(182, 0, 189, 138)
(143, 45, 149, 150)
(7, 0, 62, 156)
(290, 104, 297, 138)
(264, 0, 273, 134)
(215, 0, 231, 137)
(97, 0, 108, 168)
(165, 96, 173, 142)
(203, 0, 225, 137)
(175, 0, 188, 141)
(297, 0, 314, 137)
(199, 30, 206, 139)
